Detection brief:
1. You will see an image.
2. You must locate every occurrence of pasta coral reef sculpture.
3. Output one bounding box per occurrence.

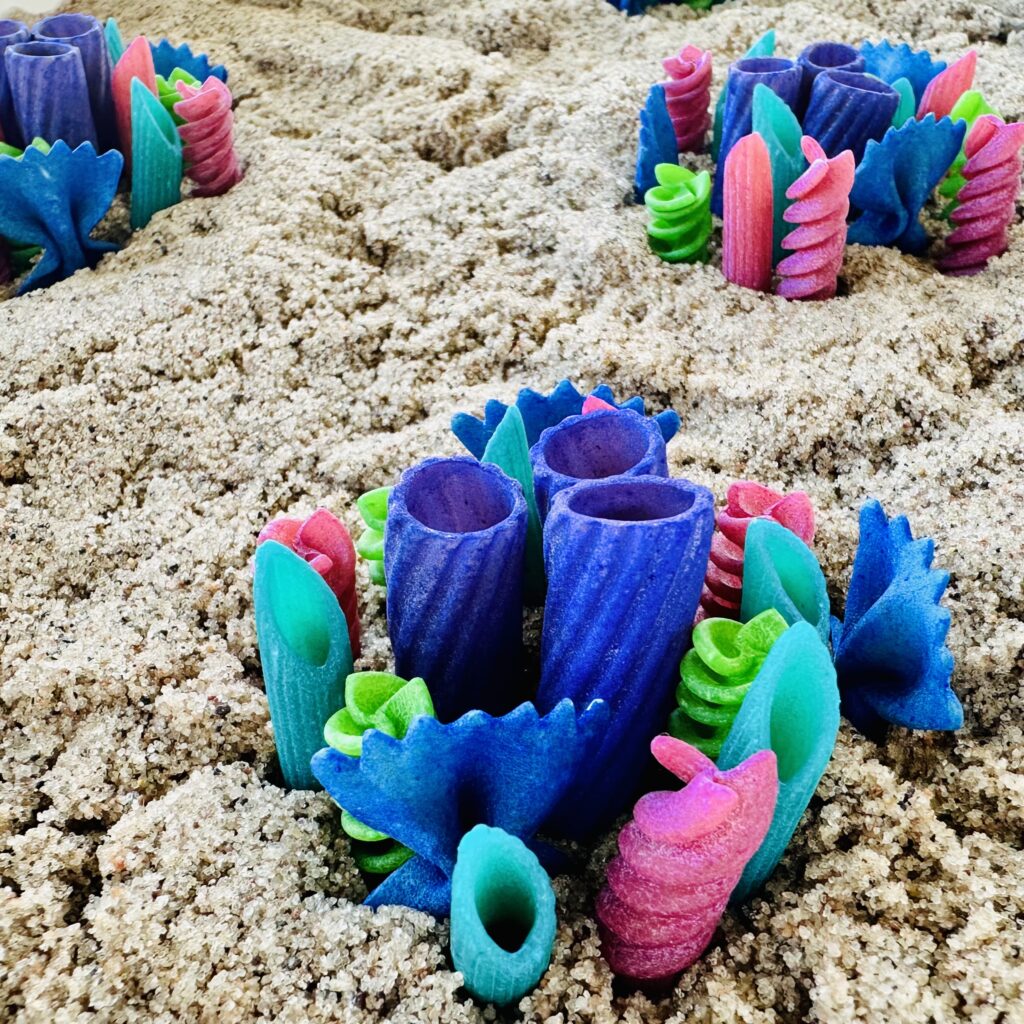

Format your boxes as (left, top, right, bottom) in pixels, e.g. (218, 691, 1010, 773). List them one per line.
(638, 37, 1020, 291)
(0, 12, 239, 296)
(597, 736, 778, 982)
(245, 376, 964, 1003)
(832, 500, 962, 735)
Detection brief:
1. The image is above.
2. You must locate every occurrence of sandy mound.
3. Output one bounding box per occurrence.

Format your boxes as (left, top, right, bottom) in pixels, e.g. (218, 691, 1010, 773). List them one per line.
(2, 0, 1023, 1020)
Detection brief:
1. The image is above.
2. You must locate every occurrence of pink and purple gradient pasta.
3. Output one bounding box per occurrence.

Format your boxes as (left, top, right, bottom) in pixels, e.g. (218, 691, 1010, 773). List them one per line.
(722, 132, 773, 291)
(775, 136, 854, 300)
(597, 736, 778, 982)
(699, 481, 816, 622)
(174, 76, 241, 197)
(917, 50, 976, 121)
(938, 114, 1024, 276)
(661, 45, 712, 154)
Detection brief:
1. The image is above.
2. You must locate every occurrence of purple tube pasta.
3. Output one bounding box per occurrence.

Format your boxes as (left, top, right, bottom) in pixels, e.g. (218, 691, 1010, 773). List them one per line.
(796, 41, 865, 116)
(33, 14, 114, 149)
(713, 57, 802, 215)
(538, 475, 715, 838)
(530, 408, 668, 521)
(4, 41, 97, 148)
(0, 19, 30, 146)
(802, 70, 899, 164)
(385, 457, 528, 722)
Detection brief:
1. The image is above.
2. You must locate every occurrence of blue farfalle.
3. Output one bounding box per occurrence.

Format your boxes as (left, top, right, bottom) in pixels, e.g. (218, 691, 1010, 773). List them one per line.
(848, 115, 966, 254)
(451, 379, 681, 458)
(310, 699, 608, 917)
(0, 141, 121, 293)
(635, 83, 677, 201)
(859, 40, 945, 105)
(832, 500, 962, 736)
(150, 38, 228, 84)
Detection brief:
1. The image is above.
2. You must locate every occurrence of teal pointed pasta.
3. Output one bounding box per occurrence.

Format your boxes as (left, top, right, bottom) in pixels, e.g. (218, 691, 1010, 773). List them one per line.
(718, 622, 839, 902)
(481, 405, 545, 601)
(130, 78, 182, 230)
(253, 540, 353, 790)
(450, 825, 556, 1005)
(741, 518, 830, 645)
(751, 84, 806, 266)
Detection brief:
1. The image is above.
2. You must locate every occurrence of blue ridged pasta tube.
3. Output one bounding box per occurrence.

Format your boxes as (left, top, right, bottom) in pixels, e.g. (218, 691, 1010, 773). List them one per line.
(450, 825, 556, 1005)
(795, 41, 865, 116)
(385, 457, 527, 721)
(537, 475, 714, 838)
(0, 20, 30, 146)
(4, 41, 96, 148)
(802, 70, 899, 164)
(33, 14, 115, 149)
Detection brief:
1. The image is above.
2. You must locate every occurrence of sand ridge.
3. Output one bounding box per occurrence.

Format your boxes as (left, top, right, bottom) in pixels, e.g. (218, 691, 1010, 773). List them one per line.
(1, 0, 1023, 1020)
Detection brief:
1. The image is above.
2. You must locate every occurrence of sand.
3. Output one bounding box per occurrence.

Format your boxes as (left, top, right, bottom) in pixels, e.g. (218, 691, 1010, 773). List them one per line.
(1, 0, 1023, 1020)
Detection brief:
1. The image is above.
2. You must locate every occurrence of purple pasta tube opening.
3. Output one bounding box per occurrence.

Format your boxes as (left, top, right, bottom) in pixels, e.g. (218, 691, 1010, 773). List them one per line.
(403, 458, 519, 534)
(531, 409, 668, 520)
(565, 478, 696, 523)
(33, 13, 114, 149)
(713, 56, 802, 215)
(797, 41, 865, 114)
(803, 70, 899, 163)
(33, 13, 99, 40)
(11, 40, 68, 58)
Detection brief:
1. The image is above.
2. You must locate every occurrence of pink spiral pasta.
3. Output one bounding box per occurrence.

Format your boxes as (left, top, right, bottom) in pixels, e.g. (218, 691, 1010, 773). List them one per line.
(698, 481, 815, 621)
(775, 136, 854, 300)
(661, 45, 712, 154)
(938, 114, 1024, 276)
(597, 736, 777, 982)
(173, 77, 242, 197)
